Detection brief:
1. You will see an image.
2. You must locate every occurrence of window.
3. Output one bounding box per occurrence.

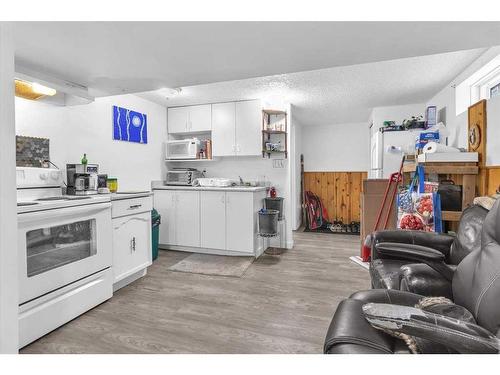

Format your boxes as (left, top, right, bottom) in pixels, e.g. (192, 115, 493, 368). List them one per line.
(490, 82, 500, 98)
(455, 53, 500, 115)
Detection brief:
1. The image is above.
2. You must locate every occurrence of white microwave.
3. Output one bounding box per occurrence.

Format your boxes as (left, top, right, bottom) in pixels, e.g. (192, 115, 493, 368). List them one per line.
(165, 138, 201, 160)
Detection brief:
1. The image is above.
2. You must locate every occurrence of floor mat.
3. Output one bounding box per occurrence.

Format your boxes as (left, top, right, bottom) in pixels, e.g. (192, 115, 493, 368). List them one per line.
(168, 253, 254, 277)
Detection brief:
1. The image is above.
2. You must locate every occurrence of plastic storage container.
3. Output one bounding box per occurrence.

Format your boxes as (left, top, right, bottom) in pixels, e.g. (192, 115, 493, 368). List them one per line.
(265, 197, 284, 220)
(258, 209, 279, 236)
(151, 209, 161, 261)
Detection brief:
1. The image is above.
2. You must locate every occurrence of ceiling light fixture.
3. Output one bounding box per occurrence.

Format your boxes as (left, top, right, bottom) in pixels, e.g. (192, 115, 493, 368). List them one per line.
(158, 87, 182, 99)
(14, 79, 57, 100)
(32, 82, 57, 96)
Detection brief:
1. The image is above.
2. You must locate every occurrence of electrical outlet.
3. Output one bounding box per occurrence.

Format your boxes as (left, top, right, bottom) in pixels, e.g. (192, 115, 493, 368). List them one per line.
(273, 159, 285, 168)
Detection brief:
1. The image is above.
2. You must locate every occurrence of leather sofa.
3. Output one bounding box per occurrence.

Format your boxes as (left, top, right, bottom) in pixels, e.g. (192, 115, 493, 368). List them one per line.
(369, 204, 487, 298)
(324, 199, 500, 354)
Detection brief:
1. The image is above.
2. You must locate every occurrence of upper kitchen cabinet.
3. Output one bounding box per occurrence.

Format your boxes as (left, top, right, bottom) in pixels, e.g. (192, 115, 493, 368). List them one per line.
(235, 100, 262, 156)
(212, 102, 236, 156)
(212, 100, 261, 157)
(167, 104, 211, 134)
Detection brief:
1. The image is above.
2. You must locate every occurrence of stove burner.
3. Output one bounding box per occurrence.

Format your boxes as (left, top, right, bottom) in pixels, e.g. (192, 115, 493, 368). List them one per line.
(17, 202, 40, 206)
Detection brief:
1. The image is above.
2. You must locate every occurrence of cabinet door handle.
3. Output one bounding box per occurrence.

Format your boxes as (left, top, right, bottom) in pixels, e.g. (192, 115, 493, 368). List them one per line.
(128, 204, 142, 210)
(130, 238, 134, 253)
(236, 144, 241, 153)
(132, 237, 136, 252)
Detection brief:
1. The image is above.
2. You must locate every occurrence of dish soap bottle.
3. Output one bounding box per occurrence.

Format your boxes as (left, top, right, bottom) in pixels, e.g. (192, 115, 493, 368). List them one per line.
(81, 153, 88, 166)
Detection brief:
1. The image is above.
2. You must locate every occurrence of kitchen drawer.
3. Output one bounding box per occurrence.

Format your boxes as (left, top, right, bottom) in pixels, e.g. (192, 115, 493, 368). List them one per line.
(112, 196, 152, 218)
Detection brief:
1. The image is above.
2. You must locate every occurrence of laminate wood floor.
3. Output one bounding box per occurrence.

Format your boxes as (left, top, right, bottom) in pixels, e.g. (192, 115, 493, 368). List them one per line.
(21, 231, 370, 354)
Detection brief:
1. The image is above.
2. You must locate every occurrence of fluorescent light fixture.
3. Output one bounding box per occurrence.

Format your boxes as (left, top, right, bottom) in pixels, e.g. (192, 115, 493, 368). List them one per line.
(32, 82, 57, 96)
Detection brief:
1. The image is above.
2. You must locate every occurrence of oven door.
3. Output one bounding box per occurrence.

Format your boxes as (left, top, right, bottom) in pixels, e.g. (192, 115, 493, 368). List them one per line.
(17, 202, 112, 304)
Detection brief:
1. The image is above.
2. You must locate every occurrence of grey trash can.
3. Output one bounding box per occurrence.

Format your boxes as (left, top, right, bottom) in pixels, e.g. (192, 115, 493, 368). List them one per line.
(258, 209, 279, 236)
(265, 197, 284, 220)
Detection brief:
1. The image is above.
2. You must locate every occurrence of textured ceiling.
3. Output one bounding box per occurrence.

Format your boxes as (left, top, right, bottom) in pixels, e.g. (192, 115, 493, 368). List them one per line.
(138, 48, 487, 126)
(12, 22, 500, 96)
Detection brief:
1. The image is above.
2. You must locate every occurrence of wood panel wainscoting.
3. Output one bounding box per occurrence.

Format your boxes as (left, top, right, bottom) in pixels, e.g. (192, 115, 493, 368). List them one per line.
(304, 171, 367, 224)
(486, 167, 500, 195)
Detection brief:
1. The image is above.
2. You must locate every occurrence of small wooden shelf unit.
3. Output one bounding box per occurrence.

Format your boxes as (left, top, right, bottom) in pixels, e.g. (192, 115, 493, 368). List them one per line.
(403, 161, 479, 222)
(262, 109, 287, 158)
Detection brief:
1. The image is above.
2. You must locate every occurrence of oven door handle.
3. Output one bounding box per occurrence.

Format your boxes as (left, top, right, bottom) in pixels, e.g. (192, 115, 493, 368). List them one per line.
(17, 202, 112, 223)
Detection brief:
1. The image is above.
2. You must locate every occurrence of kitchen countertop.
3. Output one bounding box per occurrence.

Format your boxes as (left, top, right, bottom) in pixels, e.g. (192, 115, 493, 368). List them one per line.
(110, 191, 153, 200)
(153, 185, 267, 192)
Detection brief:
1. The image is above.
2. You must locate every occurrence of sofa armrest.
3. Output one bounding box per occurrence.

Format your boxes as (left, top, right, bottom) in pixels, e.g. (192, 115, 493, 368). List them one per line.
(375, 242, 454, 281)
(399, 264, 453, 298)
(362, 303, 500, 354)
(375, 242, 445, 261)
(370, 230, 454, 260)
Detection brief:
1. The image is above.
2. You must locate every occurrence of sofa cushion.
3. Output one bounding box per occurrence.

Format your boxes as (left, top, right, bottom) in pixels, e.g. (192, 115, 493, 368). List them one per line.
(400, 263, 453, 298)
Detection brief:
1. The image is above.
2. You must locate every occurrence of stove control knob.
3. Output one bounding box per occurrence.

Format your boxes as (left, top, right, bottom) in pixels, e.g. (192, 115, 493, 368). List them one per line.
(50, 171, 61, 180)
(40, 172, 49, 180)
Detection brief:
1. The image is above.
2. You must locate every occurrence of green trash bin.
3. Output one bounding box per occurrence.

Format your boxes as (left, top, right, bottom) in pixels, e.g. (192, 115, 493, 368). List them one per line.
(151, 209, 161, 261)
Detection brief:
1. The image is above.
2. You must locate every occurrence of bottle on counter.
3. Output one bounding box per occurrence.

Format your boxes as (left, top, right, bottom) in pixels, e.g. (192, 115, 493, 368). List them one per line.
(81, 153, 88, 165)
(270, 186, 277, 198)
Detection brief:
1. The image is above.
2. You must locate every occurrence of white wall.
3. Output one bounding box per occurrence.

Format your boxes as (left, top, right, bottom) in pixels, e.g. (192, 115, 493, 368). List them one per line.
(302, 122, 370, 172)
(426, 46, 500, 152)
(0, 22, 19, 353)
(15, 94, 167, 191)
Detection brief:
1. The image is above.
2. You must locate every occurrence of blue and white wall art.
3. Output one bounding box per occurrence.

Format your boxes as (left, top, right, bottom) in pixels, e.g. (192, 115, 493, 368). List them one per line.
(113, 105, 148, 144)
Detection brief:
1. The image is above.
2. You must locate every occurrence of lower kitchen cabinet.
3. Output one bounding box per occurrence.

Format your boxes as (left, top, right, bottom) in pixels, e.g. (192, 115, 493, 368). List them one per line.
(112, 212, 151, 283)
(155, 188, 266, 256)
(176, 190, 201, 247)
(154, 189, 201, 247)
(111, 195, 153, 290)
(200, 191, 226, 250)
(225, 192, 255, 253)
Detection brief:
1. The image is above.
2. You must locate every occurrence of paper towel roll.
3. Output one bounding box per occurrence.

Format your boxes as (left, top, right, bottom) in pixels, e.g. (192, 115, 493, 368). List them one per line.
(423, 142, 460, 154)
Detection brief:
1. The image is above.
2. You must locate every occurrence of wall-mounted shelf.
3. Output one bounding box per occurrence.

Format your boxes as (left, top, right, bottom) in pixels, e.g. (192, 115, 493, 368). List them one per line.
(262, 109, 287, 159)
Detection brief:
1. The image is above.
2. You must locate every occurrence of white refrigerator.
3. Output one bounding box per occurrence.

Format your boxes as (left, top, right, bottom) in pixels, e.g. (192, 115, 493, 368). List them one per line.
(370, 130, 419, 179)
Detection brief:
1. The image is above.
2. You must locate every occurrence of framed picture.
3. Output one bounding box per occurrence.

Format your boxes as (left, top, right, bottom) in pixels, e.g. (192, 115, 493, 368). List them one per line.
(113, 105, 148, 144)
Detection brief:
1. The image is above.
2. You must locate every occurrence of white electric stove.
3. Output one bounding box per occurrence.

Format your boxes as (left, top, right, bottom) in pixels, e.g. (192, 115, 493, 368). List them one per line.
(16, 167, 113, 348)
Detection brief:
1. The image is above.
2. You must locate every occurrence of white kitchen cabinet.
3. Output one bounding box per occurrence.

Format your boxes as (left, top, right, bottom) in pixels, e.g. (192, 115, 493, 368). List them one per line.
(113, 212, 151, 283)
(175, 190, 201, 247)
(154, 188, 265, 257)
(200, 191, 226, 250)
(188, 104, 212, 132)
(111, 195, 153, 290)
(225, 192, 255, 253)
(167, 106, 189, 134)
(235, 100, 262, 156)
(154, 189, 200, 247)
(212, 100, 261, 157)
(168, 105, 211, 134)
(212, 102, 236, 156)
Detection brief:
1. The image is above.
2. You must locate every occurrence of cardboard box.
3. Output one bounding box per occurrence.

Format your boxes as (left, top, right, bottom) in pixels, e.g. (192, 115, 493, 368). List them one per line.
(361, 179, 397, 248)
